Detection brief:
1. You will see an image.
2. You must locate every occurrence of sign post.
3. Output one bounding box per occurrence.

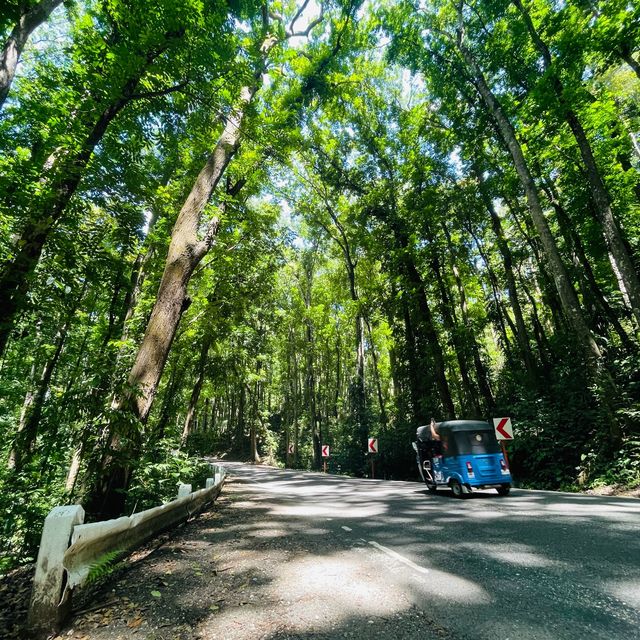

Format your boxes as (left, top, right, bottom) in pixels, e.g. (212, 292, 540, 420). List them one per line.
(321, 445, 330, 473)
(493, 417, 514, 470)
(287, 442, 294, 467)
(367, 438, 378, 479)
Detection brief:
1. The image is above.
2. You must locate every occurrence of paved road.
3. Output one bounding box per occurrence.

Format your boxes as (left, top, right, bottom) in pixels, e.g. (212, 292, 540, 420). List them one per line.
(219, 461, 640, 640)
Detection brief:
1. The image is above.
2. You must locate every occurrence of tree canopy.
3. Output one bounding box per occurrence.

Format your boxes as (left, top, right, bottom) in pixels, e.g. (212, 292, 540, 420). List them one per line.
(1, 0, 639, 570)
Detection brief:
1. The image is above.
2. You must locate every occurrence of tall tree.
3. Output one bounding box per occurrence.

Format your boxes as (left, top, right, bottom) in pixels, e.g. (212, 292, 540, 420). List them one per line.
(0, 0, 63, 109)
(512, 0, 640, 330)
(0, 0, 240, 355)
(88, 2, 360, 515)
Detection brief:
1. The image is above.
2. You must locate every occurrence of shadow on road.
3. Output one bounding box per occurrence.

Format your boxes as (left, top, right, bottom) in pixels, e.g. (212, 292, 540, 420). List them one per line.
(61, 462, 640, 640)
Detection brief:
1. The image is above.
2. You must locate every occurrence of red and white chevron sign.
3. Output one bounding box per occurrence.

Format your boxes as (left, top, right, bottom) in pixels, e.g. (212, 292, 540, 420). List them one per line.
(493, 417, 514, 440)
(368, 438, 378, 453)
(321, 445, 330, 457)
(288, 443, 294, 455)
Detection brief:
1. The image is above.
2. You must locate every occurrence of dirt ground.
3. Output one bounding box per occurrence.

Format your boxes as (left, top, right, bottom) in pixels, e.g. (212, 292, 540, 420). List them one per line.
(584, 484, 640, 498)
(4, 475, 452, 640)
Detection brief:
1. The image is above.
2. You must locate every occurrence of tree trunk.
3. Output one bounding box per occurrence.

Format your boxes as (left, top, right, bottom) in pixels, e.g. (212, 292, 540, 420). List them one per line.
(86, 82, 255, 517)
(65, 444, 83, 496)
(0, 102, 126, 355)
(519, 275, 552, 370)
(429, 250, 478, 415)
(473, 165, 538, 379)
(8, 315, 70, 471)
(322, 202, 368, 449)
(441, 222, 496, 412)
(181, 333, 212, 446)
(249, 356, 262, 464)
(125, 87, 255, 424)
(302, 263, 321, 468)
(292, 346, 300, 466)
(351, 312, 367, 449)
(364, 316, 388, 429)
(401, 301, 429, 424)
(371, 209, 454, 420)
(334, 334, 341, 418)
(236, 384, 246, 444)
(399, 240, 456, 418)
(542, 178, 634, 350)
(7, 357, 38, 470)
(119, 193, 166, 341)
(202, 398, 210, 433)
(620, 49, 640, 81)
(469, 227, 514, 359)
(8, 282, 85, 471)
(456, 32, 602, 364)
(0, 0, 62, 109)
(249, 383, 257, 463)
(513, 0, 640, 330)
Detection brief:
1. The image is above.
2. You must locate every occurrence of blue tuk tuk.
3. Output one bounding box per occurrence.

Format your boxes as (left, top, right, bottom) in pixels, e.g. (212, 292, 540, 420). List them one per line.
(412, 420, 511, 497)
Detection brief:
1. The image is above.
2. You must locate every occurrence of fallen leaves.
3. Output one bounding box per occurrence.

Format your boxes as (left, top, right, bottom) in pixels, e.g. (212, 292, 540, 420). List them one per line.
(126, 616, 144, 629)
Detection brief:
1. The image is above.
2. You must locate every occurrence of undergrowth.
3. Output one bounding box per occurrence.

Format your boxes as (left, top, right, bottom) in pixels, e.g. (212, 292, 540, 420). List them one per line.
(125, 440, 212, 513)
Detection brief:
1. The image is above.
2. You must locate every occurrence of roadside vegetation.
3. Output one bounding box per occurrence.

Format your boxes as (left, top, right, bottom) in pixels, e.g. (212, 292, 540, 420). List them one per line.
(1, 0, 639, 571)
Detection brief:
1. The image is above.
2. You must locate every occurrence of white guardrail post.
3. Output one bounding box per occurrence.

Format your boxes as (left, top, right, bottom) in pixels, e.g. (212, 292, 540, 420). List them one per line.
(28, 505, 85, 635)
(27, 464, 226, 637)
(177, 483, 192, 498)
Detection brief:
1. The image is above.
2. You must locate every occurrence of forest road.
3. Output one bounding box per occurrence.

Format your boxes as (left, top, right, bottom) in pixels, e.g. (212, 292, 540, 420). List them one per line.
(59, 462, 640, 640)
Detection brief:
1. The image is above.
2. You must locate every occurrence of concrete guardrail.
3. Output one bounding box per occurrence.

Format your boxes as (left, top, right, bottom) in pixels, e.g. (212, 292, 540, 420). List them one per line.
(27, 464, 226, 637)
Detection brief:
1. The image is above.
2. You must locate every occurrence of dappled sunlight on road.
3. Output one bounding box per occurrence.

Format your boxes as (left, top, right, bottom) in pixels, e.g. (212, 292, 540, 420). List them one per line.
(468, 542, 567, 568)
(403, 565, 492, 605)
(604, 580, 640, 608)
(67, 464, 638, 640)
(461, 509, 509, 519)
(190, 484, 493, 639)
(213, 462, 640, 639)
(269, 501, 387, 519)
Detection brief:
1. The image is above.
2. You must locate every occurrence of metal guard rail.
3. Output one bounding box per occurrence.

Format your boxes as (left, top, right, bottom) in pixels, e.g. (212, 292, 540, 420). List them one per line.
(27, 464, 226, 637)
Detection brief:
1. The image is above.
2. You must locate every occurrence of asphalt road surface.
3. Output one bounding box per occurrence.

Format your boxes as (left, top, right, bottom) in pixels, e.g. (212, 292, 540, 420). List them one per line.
(218, 461, 640, 640)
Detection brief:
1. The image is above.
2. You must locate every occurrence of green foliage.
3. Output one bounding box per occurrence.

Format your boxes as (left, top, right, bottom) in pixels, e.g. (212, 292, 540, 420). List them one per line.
(184, 431, 221, 457)
(125, 443, 212, 512)
(0, 464, 68, 573)
(86, 548, 124, 585)
(1, 0, 640, 571)
(587, 439, 640, 489)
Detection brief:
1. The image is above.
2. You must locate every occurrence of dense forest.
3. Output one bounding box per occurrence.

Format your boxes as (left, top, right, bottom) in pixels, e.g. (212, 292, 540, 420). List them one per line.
(1, 0, 639, 570)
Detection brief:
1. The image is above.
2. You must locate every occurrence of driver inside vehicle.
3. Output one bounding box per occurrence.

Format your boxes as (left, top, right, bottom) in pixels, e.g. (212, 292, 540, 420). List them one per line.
(430, 417, 440, 440)
(426, 419, 443, 457)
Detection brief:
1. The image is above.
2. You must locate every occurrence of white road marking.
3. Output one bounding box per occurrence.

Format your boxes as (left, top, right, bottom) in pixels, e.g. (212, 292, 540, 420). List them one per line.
(367, 540, 430, 575)
(341, 526, 352, 532)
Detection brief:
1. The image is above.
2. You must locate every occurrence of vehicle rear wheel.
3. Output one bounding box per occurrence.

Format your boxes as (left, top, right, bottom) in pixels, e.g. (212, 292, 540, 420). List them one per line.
(496, 484, 511, 496)
(450, 479, 466, 499)
(422, 461, 437, 493)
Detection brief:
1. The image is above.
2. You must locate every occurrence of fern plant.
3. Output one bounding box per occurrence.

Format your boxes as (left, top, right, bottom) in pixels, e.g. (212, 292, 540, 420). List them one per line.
(86, 548, 124, 585)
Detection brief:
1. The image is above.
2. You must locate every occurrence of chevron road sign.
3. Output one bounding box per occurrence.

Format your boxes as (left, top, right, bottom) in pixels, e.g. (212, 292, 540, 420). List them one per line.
(493, 417, 514, 440)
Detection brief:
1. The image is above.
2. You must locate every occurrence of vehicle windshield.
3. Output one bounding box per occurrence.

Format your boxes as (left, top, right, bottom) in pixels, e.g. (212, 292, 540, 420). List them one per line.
(453, 430, 501, 455)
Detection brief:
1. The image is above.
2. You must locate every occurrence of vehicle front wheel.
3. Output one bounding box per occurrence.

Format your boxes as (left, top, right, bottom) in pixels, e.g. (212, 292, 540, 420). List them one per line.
(496, 484, 511, 496)
(450, 479, 466, 499)
(426, 480, 437, 494)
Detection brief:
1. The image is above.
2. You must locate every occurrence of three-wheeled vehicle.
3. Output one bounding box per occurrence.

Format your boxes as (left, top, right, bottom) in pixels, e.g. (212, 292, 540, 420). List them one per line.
(412, 420, 511, 498)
